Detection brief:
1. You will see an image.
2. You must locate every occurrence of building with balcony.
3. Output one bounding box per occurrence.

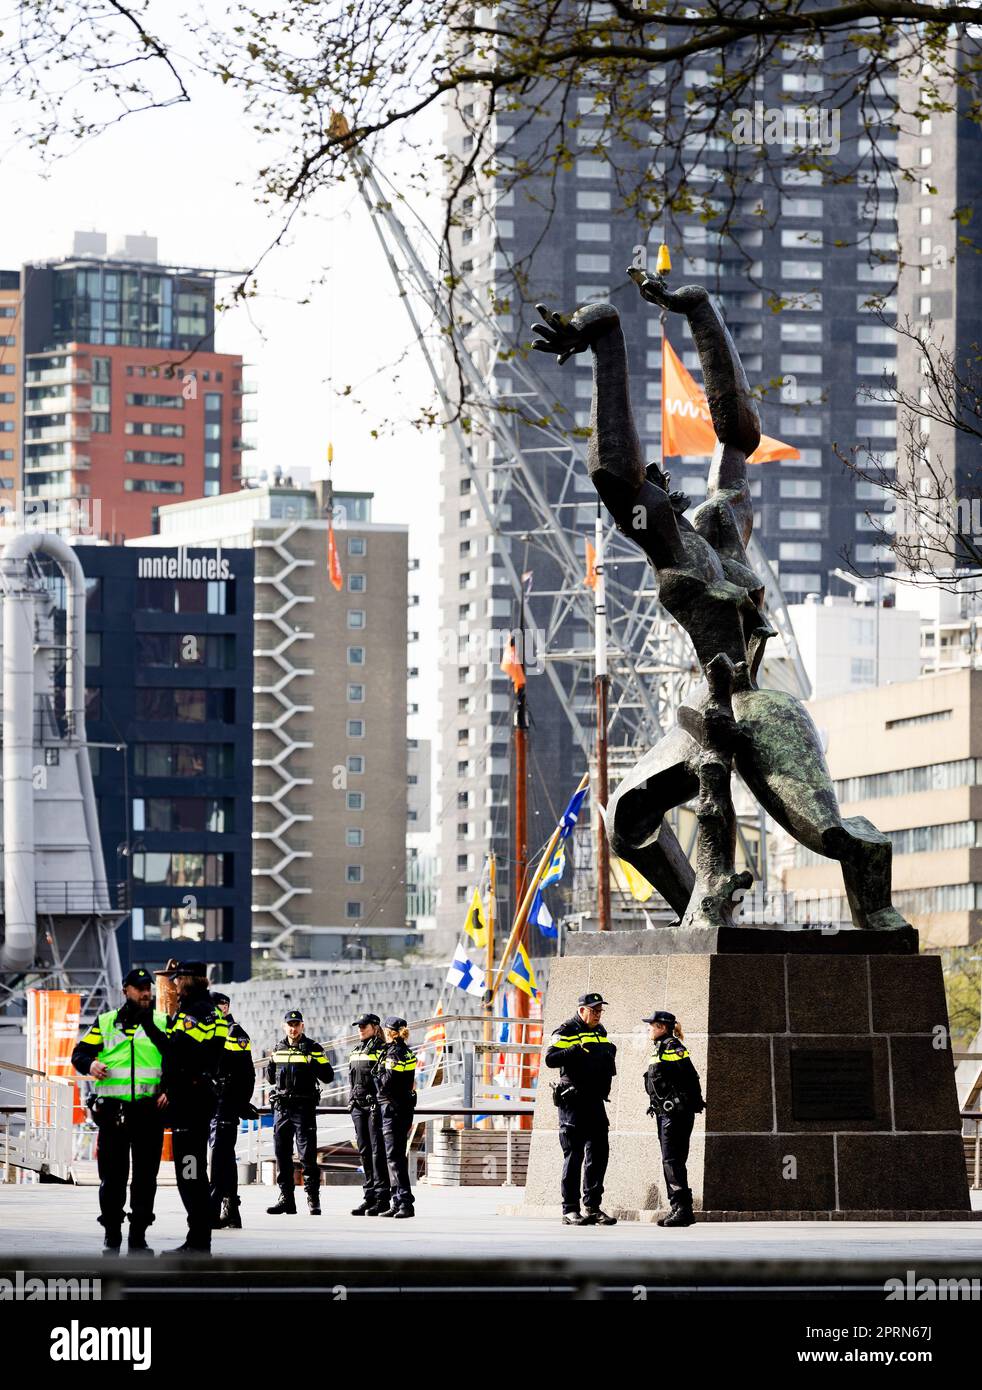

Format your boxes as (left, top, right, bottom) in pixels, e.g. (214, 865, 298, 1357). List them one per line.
(13, 232, 254, 539)
(127, 485, 416, 967)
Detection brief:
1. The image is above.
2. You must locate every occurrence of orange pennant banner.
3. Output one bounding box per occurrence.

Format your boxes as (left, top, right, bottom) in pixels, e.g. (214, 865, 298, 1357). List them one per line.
(584, 538, 598, 590)
(327, 520, 343, 592)
(500, 638, 526, 690)
(661, 337, 799, 464)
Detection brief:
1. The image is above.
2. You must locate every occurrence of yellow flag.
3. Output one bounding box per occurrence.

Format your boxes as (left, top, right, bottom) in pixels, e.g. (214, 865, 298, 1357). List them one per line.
(617, 857, 654, 902)
(463, 887, 488, 950)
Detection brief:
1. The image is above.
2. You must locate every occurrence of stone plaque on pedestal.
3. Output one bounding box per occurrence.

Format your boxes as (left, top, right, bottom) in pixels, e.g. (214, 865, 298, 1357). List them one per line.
(519, 929, 975, 1221)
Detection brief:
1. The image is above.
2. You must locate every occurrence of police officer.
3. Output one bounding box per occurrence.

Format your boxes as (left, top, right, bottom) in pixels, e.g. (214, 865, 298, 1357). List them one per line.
(642, 1009, 705, 1229)
(374, 1016, 417, 1219)
(209, 993, 256, 1230)
(347, 1012, 391, 1217)
(266, 1009, 334, 1215)
(159, 961, 230, 1255)
(545, 991, 618, 1227)
(72, 967, 168, 1256)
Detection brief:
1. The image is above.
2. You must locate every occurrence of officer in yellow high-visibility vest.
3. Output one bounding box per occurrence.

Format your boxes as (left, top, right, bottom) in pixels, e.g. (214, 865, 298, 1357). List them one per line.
(72, 967, 169, 1256)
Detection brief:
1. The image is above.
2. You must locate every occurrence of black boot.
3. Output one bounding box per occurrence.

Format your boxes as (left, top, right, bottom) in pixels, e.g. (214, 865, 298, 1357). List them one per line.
(658, 1190, 696, 1228)
(585, 1208, 618, 1226)
(127, 1225, 154, 1256)
(562, 1212, 590, 1226)
(351, 1200, 377, 1216)
(223, 1197, 242, 1230)
(393, 1206, 415, 1220)
(370, 1198, 391, 1216)
(378, 1205, 399, 1218)
(210, 1202, 225, 1230)
(267, 1193, 297, 1215)
(306, 1190, 321, 1216)
(102, 1227, 123, 1256)
(171, 1239, 212, 1255)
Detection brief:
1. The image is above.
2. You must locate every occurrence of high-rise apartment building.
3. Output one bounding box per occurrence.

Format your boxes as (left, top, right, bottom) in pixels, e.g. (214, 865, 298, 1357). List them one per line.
(0, 271, 21, 494)
(896, 31, 982, 565)
(132, 483, 417, 965)
(14, 232, 253, 539)
(436, 34, 908, 936)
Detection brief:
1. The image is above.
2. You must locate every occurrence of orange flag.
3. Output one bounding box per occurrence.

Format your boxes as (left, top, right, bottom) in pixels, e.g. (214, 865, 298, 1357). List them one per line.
(500, 637, 526, 689)
(327, 520, 343, 591)
(661, 337, 799, 464)
(584, 538, 598, 590)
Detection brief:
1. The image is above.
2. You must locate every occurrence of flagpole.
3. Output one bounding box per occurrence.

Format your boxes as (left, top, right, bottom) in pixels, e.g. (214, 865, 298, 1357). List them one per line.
(513, 581, 531, 1125)
(490, 770, 591, 1002)
(484, 852, 495, 1114)
(594, 502, 611, 933)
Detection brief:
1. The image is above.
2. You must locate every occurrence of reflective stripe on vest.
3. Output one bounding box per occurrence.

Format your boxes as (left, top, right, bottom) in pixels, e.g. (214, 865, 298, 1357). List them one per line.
(92, 1008, 166, 1102)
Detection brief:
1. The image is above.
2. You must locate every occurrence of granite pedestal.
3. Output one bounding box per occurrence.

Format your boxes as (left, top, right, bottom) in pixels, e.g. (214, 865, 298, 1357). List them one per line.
(521, 927, 975, 1221)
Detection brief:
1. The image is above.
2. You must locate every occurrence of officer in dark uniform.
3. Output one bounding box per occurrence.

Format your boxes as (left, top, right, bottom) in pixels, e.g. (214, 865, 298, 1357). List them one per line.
(643, 1009, 705, 1229)
(545, 991, 618, 1226)
(209, 992, 257, 1230)
(266, 1008, 334, 1215)
(374, 1016, 417, 1219)
(72, 966, 168, 1256)
(347, 1012, 391, 1216)
(159, 961, 229, 1255)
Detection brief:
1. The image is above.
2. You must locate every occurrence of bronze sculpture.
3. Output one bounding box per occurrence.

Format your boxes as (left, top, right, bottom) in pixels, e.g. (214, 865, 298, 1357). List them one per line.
(531, 270, 909, 933)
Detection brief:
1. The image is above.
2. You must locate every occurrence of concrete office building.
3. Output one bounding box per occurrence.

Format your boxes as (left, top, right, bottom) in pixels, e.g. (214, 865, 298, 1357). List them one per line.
(78, 543, 255, 982)
(895, 31, 982, 568)
(436, 34, 902, 936)
(0, 272, 20, 494)
(782, 668, 982, 948)
(9, 232, 253, 539)
(133, 484, 416, 965)
(785, 595, 921, 698)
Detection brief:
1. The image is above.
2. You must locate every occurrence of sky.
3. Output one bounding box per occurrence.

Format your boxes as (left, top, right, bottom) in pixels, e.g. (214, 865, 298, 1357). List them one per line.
(0, 26, 446, 758)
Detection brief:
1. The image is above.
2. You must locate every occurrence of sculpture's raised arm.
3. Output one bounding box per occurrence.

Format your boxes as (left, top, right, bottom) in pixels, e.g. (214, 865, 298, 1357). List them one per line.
(531, 301, 686, 569)
(629, 269, 760, 547)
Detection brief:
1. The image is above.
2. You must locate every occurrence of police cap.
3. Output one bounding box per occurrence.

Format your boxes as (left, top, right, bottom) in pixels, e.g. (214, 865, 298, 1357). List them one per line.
(352, 1012, 381, 1028)
(578, 992, 609, 1008)
(384, 1015, 407, 1030)
(211, 992, 230, 1008)
(284, 1008, 304, 1024)
(123, 967, 153, 989)
(165, 960, 207, 979)
(642, 1009, 677, 1026)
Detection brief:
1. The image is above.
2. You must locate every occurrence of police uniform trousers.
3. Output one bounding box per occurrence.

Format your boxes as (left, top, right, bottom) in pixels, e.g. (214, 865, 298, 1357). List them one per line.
(273, 1101, 320, 1197)
(94, 1098, 164, 1232)
(351, 1100, 391, 1206)
(209, 1107, 240, 1211)
(558, 1103, 609, 1214)
(380, 1101, 414, 1210)
(656, 1109, 695, 1205)
(170, 1094, 217, 1248)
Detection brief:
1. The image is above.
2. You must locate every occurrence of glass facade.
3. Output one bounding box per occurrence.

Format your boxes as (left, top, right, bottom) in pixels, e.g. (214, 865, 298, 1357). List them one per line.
(50, 265, 214, 352)
(80, 544, 253, 980)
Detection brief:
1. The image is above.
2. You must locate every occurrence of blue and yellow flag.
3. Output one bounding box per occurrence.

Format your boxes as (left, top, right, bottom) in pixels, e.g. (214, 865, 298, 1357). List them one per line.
(506, 941, 540, 1001)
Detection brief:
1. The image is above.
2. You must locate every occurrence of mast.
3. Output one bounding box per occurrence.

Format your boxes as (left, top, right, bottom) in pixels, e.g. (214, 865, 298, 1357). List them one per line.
(594, 504, 611, 932)
(512, 585, 530, 1124)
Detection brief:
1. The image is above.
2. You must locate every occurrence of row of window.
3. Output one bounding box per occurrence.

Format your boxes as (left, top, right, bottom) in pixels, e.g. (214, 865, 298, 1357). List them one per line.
(130, 905, 232, 943)
(132, 796, 234, 833)
(833, 758, 982, 803)
(133, 688, 235, 724)
(132, 851, 232, 886)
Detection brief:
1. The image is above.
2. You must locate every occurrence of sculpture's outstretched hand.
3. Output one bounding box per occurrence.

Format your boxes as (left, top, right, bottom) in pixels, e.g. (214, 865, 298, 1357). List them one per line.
(530, 304, 591, 366)
(531, 301, 620, 365)
(627, 267, 709, 315)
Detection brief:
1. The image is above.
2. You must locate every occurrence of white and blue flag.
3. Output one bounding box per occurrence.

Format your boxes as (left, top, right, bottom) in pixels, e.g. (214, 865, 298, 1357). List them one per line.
(446, 940, 488, 998)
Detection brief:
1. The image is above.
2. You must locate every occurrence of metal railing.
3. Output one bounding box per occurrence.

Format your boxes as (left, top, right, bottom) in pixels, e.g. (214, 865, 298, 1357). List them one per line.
(0, 1061, 74, 1182)
(34, 881, 129, 914)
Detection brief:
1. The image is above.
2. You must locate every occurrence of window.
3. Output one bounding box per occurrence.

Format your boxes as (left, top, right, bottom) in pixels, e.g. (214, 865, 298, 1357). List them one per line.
(347, 573, 366, 592)
(125, 393, 183, 408)
(345, 901, 362, 919)
(781, 354, 822, 374)
(576, 190, 611, 210)
(780, 480, 822, 499)
(781, 260, 823, 280)
(346, 792, 364, 811)
(576, 253, 610, 273)
(135, 688, 234, 723)
(347, 609, 366, 629)
(347, 536, 366, 558)
(132, 743, 233, 779)
(133, 851, 231, 887)
(577, 223, 611, 242)
(346, 719, 365, 737)
(347, 683, 365, 702)
(781, 321, 822, 343)
(779, 415, 822, 436)
(135, 579, 234, 615)
(780, 197, 823, 217)
(779, 541, 822, 561)
(347, 646, 365, 665)
(780, 573, 820, 594)
(124, 479, 184, 494)
(124, 449, 184, 466)
(346, 865, 364, 883)
(779, 509, 822, 529)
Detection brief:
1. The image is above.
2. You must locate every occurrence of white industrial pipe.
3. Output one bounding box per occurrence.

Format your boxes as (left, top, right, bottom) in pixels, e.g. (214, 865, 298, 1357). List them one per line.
(0, 531, 108, 971)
